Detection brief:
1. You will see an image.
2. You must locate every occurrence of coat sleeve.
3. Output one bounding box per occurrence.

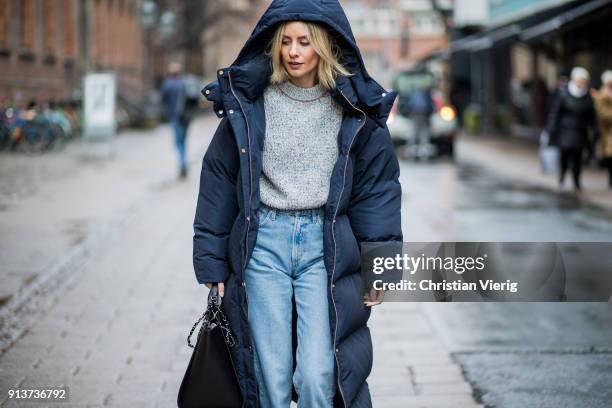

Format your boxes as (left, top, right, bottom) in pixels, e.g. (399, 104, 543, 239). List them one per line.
(193, 117, 240, 284)
(347, 122, 403, 243)
(546, 91, 562, 144)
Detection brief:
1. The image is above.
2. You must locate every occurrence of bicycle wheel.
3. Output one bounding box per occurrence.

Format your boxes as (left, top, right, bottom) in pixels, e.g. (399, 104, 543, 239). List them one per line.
(22, 123, 46, 154)
(46, 123, 64, 151)
(0, 123, 10, 150)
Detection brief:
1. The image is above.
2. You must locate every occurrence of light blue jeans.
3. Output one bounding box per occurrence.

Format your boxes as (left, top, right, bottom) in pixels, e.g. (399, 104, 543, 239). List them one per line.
(170, 117, 187, 171)
(245, 205, 335, 408)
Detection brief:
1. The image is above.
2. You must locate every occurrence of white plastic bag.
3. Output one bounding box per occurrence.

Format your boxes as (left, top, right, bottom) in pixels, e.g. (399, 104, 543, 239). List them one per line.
(539, 131, 559, 174)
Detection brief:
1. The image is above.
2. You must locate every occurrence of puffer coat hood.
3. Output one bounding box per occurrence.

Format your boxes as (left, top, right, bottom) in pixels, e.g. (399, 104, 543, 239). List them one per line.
(202, 0, 397, 128)
(193, 1, 403, 407)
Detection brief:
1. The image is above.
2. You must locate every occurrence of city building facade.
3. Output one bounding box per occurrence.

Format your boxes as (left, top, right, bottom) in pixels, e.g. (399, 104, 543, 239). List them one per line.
(0, 0, 146, 107)
(342, 0, 451, 87)
(451, 0, 612, 138)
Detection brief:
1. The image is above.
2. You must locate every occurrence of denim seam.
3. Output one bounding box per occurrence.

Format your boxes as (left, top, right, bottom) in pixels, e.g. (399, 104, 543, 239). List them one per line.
(291, 216, 299, 272)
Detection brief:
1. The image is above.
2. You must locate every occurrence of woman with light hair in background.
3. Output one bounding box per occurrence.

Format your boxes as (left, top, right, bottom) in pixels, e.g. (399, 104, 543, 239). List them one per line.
(546, 66, 599, 192)
(594, 70, 612, 189)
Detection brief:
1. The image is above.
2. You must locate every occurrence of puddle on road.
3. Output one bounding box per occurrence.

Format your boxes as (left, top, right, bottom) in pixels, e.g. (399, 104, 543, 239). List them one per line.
(455, 163, 612, 231)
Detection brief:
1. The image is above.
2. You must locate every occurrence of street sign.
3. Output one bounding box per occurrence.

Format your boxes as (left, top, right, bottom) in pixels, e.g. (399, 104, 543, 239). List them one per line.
(83, 72, 117, 139)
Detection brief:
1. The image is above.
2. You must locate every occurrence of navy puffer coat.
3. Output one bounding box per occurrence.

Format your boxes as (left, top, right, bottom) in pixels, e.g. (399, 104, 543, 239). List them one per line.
(193, 1, 402, 406)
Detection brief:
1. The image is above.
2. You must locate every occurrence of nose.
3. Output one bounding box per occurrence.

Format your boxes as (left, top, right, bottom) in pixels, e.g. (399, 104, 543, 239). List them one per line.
(289, 42, 299, 58)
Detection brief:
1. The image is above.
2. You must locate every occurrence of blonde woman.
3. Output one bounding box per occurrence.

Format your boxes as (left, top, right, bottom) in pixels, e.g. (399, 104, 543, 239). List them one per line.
(194, 1, 402, 407)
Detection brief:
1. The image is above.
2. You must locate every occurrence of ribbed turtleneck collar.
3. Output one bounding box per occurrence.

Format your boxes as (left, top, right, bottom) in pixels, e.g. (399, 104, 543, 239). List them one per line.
(277, 80, 326, 102)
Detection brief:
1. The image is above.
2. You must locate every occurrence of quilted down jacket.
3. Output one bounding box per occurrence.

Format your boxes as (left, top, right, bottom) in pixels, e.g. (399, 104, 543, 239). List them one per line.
(193, 1, 403, 406)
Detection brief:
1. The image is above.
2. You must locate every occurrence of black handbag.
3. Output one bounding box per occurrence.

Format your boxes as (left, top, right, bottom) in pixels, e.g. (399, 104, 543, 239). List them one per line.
(177, 286, 243, 408)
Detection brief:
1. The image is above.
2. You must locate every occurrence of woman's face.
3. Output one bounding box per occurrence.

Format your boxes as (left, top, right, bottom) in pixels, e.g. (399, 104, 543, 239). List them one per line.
(574, 77, 587, 90)
(280, 22, 320, 86)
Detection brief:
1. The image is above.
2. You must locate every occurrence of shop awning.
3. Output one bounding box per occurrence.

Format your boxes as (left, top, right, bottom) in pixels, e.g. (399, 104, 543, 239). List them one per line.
(449, 24, 522, 54)
(449, 0, 612, 54)
(465, 24, 522, 52)
(520, 0, 612, 42)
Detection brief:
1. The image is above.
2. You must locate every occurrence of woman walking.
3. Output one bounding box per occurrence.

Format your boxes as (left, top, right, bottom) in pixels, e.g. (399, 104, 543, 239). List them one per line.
(192, 1, 402, 407)
(546, 67, 599, 191)
(595, 70, 612, 189)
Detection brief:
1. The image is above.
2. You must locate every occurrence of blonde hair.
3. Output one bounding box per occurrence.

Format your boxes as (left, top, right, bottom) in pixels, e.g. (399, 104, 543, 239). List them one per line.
(265, 21, 352, 90)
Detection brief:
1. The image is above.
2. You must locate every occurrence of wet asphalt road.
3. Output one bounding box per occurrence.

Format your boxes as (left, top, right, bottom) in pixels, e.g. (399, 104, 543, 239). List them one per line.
(400, 157, 612, 242)
(398, 155, 612, 408)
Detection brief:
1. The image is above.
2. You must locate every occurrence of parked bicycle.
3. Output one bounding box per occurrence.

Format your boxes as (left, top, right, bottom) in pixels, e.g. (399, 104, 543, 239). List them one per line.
(0, 100, 81, 153)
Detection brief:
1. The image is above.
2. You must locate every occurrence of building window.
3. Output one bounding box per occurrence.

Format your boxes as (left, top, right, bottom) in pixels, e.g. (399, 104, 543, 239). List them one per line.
(20, 0, 35, 51)
(63, 0, 76, 59)
(0, 0, 10, 49)
(43, 0, 56, 56)
(93, 0, 106, 65)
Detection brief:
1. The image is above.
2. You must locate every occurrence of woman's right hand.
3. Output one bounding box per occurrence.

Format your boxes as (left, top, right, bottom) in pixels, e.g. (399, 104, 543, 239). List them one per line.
(205, 282, 225, 298)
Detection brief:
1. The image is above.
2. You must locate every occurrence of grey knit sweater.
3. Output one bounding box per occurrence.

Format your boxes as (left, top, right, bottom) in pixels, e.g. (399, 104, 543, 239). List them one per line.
(260, 80, 343, 210)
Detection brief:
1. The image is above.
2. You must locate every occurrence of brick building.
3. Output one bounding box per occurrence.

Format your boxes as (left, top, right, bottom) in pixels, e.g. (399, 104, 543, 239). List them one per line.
(200, 0, 269, 81)
(0, 0, 146, 107)
(342, 0, 450, 87)
(152, 0, 267, 84)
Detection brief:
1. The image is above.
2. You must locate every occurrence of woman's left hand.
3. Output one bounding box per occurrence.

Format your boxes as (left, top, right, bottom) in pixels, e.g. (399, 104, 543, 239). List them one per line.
(363, 288, 384, 307)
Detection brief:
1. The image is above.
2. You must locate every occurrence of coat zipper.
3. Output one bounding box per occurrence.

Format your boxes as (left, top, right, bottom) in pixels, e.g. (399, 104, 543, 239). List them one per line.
(228, 72, 252, 312)
(331, 90, 367, 408)
(227, 70, 253, 273)
(228, 70, 254, 407)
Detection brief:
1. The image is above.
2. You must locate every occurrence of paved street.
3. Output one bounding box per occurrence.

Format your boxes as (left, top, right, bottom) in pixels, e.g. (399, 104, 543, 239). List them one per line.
(1, 115, 611, 407)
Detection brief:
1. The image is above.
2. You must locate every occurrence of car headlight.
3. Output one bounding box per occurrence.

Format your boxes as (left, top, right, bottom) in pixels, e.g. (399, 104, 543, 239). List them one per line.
(439, 106, 456, 121)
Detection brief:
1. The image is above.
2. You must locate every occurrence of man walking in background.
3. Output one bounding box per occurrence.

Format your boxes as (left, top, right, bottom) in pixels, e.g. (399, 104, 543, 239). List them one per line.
(161, 62, 191, 179)
(402, 86, 435, 159)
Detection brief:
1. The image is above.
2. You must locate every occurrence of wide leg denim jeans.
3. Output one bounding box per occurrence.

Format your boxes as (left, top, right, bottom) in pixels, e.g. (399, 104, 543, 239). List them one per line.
(244, 205, 335, 408)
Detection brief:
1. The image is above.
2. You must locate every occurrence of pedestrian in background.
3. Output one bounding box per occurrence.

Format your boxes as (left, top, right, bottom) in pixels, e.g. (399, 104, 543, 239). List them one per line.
(546, 67, 599, 192)
(402, 86, 435, 158)
(594, 70, 612, 189)
(161, 62, 190, 179)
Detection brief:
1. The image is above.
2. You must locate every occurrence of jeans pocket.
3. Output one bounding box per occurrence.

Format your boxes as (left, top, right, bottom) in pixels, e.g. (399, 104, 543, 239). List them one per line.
(257, 207, 274, 227)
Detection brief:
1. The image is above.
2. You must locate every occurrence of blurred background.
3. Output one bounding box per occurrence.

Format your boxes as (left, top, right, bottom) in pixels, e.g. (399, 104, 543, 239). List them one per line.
(1, 1, 611, 408)
(1, 0, 611, 133)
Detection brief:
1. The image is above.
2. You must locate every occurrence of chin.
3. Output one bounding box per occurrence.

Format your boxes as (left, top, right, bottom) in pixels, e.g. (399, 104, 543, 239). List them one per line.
(284, 69, 302, 78)
(286, 70, 312, 81)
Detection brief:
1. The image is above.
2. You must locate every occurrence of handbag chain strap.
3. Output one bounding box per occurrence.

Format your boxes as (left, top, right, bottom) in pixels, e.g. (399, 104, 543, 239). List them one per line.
(186, 310, 208, 348)
(187, 293, 236, 349)
(212, 302, 236, 348)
